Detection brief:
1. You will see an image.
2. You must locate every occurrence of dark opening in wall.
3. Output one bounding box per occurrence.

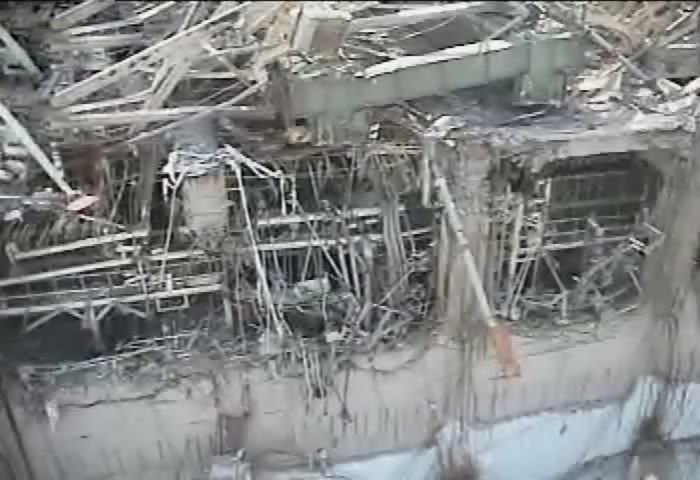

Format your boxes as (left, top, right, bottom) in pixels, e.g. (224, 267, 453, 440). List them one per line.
(490, 151, 664, 324)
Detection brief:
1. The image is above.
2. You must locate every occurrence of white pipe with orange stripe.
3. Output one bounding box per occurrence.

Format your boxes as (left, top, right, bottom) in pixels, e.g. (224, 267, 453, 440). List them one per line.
(433, 172, 520, 378)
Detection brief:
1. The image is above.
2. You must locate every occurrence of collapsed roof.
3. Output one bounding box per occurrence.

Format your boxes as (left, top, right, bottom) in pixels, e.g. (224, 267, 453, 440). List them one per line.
(1, 2, 700, 477)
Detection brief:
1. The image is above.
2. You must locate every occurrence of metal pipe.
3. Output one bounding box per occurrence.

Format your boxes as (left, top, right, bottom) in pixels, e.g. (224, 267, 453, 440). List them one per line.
(433, 175, 496, 328)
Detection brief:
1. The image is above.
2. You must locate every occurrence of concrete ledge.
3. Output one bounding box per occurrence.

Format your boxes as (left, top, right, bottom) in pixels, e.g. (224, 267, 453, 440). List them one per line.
(13, 303, 699, 479)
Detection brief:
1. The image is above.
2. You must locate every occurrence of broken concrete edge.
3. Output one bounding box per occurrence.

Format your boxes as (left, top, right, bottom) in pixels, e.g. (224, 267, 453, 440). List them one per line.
(440, 111, 693, 174)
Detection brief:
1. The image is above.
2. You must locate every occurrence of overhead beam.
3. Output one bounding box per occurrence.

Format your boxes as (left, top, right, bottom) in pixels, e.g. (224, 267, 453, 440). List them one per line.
(288, 33, 583, 118)
(347, 1, 505, 33)
(50, 105, 275, 128)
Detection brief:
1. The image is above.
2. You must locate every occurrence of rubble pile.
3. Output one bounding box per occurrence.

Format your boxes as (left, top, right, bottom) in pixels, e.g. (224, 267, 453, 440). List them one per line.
(2, 3, 700, 480)
(0, 0, 697, 392)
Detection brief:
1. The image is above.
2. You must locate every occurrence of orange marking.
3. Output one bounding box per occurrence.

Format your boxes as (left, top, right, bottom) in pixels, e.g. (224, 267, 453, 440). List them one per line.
(488, 323, 521, 377)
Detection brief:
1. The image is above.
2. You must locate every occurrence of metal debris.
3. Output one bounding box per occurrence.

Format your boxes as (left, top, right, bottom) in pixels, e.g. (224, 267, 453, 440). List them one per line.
(0, 1, 698, 478)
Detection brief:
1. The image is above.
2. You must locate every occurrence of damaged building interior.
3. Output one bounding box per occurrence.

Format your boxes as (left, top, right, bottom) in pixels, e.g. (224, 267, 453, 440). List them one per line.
(1, 1, 700, 479)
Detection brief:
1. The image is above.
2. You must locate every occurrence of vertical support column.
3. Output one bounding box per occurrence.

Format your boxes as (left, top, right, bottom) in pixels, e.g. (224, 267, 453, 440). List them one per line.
(435, 216, 451, 318)
(462, 144, 520, 378)
(456, 142, 493, 324)
(421, 135, 435, 207)
(222, 296, 234, 328)
(644, 152, 700, 318)
(513, 34, 583, 105)
(83, 304, 105, 353)
(505, 198, 525, 319)
(222, 256, 234, 328)
(171, 117, 229, 247)
(136, 142, 161, 227)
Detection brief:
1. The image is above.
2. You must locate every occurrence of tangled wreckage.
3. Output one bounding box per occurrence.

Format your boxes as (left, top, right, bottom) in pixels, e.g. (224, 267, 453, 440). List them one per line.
(0, 1, 700, 479)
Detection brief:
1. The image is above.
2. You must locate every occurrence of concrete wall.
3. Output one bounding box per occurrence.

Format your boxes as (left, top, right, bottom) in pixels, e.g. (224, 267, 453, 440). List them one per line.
(261, 376, 700, 480)
(0, 401, 32, 480)
(7, 121, 699, 479)
(9, 297, 699, 480)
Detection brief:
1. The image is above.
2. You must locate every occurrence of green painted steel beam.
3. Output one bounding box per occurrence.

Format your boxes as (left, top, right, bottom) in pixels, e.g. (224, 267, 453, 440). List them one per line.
(289, 33, 584, 118)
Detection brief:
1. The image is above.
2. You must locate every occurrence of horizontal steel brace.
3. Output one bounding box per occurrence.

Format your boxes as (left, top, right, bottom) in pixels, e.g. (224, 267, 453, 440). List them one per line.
(0, 284, 223, 317)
